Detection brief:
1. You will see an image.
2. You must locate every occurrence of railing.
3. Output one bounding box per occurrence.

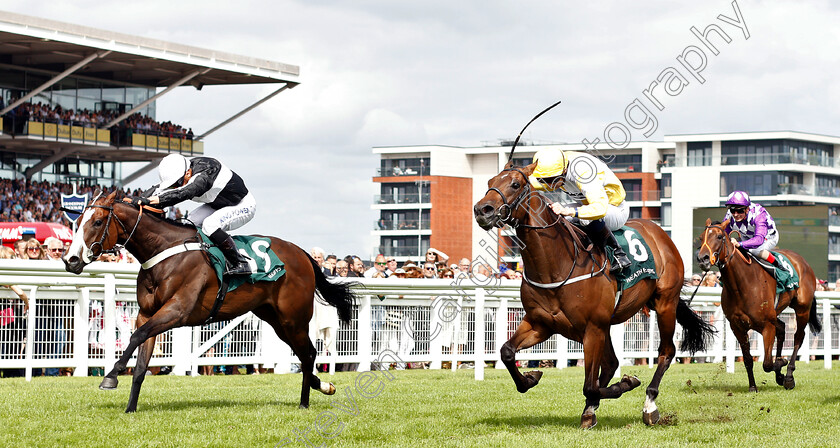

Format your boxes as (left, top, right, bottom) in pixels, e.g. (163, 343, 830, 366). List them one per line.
(0, 116, 203, 154)
(1, 261, 838, 381)
(830, 215, 840, 227)
(376, 167, 425, 177)
(375, 246, 428, 258)
(374, 219, 430, 231)
(374, 193, 431, 205)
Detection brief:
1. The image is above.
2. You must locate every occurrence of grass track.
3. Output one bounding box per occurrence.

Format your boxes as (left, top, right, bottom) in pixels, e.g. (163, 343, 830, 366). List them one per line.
(2, 362, 840, 447)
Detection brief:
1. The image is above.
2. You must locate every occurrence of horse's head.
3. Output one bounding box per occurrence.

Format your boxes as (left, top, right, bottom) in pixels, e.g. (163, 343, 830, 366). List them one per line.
(696, 218, 731, 271)
(473, 162, 537, 230)
(63, 190, 129, 274)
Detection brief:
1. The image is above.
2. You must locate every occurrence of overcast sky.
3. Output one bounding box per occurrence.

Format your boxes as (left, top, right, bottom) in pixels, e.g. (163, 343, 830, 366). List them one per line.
(6, 1, 840, 258)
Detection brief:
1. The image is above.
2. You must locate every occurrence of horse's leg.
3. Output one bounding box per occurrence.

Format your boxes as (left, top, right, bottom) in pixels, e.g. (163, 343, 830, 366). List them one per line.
(732, 326, 758, 392)
(598, 333, 641, 401)
(760, 321, 777, 377)
(100, 304, 183, 391)
(580, 325, 607, 429)
(642, 301, 678, 425)
(252, 306, 335, 409)
(125, 332, 156, 413)
(783, 310, 810, 390)
(499, 317, 551, 394)
(772, 318, 788, 386)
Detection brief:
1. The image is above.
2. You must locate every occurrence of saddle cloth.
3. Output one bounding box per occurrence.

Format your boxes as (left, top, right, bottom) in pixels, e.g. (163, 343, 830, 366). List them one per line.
(198, 231, 286, 292)
(604, 226, 658, 290)
(767, 251, 800, 294)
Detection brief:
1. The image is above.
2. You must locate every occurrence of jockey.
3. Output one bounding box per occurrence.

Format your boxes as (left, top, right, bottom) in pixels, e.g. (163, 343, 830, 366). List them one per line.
(131, 154, 255, 275)
(528, 149, 632, 272)
(723, 190, 787, 273)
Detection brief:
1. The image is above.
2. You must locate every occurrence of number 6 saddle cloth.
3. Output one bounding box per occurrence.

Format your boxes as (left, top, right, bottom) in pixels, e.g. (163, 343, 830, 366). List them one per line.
(198, 230, 286, 292)
(604, 226, 658, 290)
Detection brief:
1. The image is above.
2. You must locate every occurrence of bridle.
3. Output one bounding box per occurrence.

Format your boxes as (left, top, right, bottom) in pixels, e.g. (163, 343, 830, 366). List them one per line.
(483, 167, 606, 288)
(65, 200, 153, 263)
(700, 223, 749, 269)
(485, 166, 534, 228)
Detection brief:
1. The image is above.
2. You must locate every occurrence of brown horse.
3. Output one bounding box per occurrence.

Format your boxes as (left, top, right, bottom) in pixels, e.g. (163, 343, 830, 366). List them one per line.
(696, 218, 821, 391)
(62, 191, 356, 412)
(473, 162, 713, 428)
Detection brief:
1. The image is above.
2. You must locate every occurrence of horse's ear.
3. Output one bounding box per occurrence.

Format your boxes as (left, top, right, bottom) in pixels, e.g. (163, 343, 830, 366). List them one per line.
(522, 162, 536, 176)
(504, 160, 514, 170)
(722, 218, 730, 229)
(105, 190, 118, 203)
(705, 218, 712, 227)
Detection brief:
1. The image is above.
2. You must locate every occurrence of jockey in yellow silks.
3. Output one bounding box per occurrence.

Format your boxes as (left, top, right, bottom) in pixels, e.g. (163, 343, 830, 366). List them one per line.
(528, 149, 632, 272)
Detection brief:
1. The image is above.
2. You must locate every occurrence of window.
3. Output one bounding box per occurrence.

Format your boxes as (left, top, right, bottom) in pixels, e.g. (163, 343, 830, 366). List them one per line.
(721, 139, 831, 166)
(720, 172, 802, 196)
(623, 179, 642, 201)
(601, 154, 641, 172)
(687, 142, 712, 166)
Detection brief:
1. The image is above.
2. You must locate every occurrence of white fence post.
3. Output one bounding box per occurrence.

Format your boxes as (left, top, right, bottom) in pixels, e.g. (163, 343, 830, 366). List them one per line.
(823, 299, 832, 370)
(171, 327, 192, 375)
(102, 274, 116, 375)
(611, 321, 624, 378)
(24, 286, 36, 381)
(725, 318, 735, 373)
(73, 288, 90, 377)
(495, 296, 507, 369)
(356, 294, 372, 372)
(474, 288, 485, 381)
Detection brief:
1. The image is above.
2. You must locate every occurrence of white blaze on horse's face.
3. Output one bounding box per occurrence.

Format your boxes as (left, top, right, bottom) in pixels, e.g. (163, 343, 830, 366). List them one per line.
(64, 207, 98, 265)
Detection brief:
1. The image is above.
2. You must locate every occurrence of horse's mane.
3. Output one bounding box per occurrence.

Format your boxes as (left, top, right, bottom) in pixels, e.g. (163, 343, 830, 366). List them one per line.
(114, 199, 197, 230)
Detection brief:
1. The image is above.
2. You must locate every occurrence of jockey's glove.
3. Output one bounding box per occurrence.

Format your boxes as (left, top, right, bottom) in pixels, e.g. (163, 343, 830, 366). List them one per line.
(131, 197, 151, 207)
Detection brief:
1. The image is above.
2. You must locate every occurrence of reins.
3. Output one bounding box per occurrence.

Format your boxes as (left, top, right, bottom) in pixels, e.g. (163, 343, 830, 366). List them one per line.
(484, 169, 607, 289)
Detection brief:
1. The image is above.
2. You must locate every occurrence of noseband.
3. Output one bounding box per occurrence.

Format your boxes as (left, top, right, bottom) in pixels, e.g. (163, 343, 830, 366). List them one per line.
(485, 167, 532, 228)
(79, 203, 145, 261)
(700, 224, 748, 269)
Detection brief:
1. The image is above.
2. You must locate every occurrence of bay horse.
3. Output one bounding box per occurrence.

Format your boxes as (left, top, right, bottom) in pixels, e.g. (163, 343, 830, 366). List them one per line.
(62, 190, 356, 412)
(473, 162, 713, 429)
(696, 218, 821, 391)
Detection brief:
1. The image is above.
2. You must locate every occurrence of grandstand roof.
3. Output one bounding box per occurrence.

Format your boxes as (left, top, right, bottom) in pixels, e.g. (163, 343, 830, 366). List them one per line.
(0, 11, 300, 87)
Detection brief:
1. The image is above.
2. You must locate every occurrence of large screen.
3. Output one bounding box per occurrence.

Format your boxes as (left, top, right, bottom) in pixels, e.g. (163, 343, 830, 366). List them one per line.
(692, 205, 828, 280)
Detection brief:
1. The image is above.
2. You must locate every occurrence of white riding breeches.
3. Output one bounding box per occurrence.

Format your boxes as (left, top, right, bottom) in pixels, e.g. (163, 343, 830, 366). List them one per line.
(746, 231, 779, 256)
(566, 200, 630, 231)
(190, 192, 256, 235)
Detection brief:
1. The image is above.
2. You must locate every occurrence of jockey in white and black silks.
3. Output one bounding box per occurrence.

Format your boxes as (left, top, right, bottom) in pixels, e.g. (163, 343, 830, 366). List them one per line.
(132, 154, 255, 275)
(722, 190, 788, 273)
(528, 149, 632, 273)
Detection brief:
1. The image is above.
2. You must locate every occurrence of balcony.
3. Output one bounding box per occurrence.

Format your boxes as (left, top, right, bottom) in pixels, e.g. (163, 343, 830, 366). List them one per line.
(376, 166, 425, 177)
(375, 219, 430, 231)
(374, 193, 431, 205)
(774, 183, 811, 195)
(376, 245, 429, 258)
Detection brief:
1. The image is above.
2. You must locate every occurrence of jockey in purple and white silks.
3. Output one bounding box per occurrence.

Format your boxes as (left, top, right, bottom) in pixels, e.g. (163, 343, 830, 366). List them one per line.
(722, 190, 787, 273)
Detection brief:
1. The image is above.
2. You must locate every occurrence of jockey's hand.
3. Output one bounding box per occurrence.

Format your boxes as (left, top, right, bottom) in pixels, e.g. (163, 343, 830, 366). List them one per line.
(549, 203, 575, 216)
(730, 238, 740, 248)
(130, 197, 151, 207)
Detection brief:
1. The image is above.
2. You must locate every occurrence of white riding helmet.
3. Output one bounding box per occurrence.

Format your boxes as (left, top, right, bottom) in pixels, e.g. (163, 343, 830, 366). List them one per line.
(158, 154, 190, 189)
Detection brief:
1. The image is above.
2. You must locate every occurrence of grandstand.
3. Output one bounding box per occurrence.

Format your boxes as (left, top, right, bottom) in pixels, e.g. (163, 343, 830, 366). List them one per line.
(0, 11, 299, 188)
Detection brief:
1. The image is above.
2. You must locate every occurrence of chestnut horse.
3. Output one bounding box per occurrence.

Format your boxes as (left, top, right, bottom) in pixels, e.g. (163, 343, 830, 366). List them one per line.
(696, 219, 820, 391)
(62, 191, 356, 412)
(474, 162, 713, 428)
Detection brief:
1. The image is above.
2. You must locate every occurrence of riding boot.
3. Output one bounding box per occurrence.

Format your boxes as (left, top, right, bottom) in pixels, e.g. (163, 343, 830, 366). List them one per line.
(208, 229, 252, 275)
(588, 220, 632, 273)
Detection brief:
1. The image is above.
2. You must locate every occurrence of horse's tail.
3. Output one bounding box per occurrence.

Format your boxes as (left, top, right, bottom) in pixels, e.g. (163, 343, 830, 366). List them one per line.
(676, 298, 716, 355)
(304, 251, 357, 323)
(808, 298, 822, 335)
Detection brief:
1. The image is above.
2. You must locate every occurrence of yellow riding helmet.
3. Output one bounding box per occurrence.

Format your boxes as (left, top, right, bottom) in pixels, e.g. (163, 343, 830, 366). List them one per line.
(528, 149, 568, 191)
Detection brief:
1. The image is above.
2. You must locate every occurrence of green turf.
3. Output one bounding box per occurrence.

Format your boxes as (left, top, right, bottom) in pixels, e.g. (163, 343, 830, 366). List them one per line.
(2, 362, 839, 447)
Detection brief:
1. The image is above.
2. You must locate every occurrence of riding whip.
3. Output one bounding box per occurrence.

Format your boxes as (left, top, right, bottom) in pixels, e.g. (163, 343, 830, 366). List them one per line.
(506, 99, 562, 163)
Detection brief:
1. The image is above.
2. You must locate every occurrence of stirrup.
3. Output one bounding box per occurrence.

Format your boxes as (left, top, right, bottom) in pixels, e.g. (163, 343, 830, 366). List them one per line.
(610, 254, 631, 272)
(225, 261, 252, 276)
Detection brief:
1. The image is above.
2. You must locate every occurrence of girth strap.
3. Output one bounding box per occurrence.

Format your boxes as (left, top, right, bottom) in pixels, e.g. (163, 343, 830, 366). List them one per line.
(140, 242, 204, 270)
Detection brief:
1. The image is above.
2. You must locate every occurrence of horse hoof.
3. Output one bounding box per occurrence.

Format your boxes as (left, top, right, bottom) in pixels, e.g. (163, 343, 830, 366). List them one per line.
(621, 375, 642, 390)
(580, 412, 597, 429)
(748, 386, 758, 393)
(643, 409, 660, 426)
(783, 378, 795, 390)
(322, 382, 336, 395)
(775, 374, 785, 387)
(99, 377, 118, 390)
(299, 404, 309, 410)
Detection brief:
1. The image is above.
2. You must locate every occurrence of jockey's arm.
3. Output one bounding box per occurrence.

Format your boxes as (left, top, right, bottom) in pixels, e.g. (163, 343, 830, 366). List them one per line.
(739, 210, 770, 249)
(575, 185, 609, 220)
(154, 173, 213, 208)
